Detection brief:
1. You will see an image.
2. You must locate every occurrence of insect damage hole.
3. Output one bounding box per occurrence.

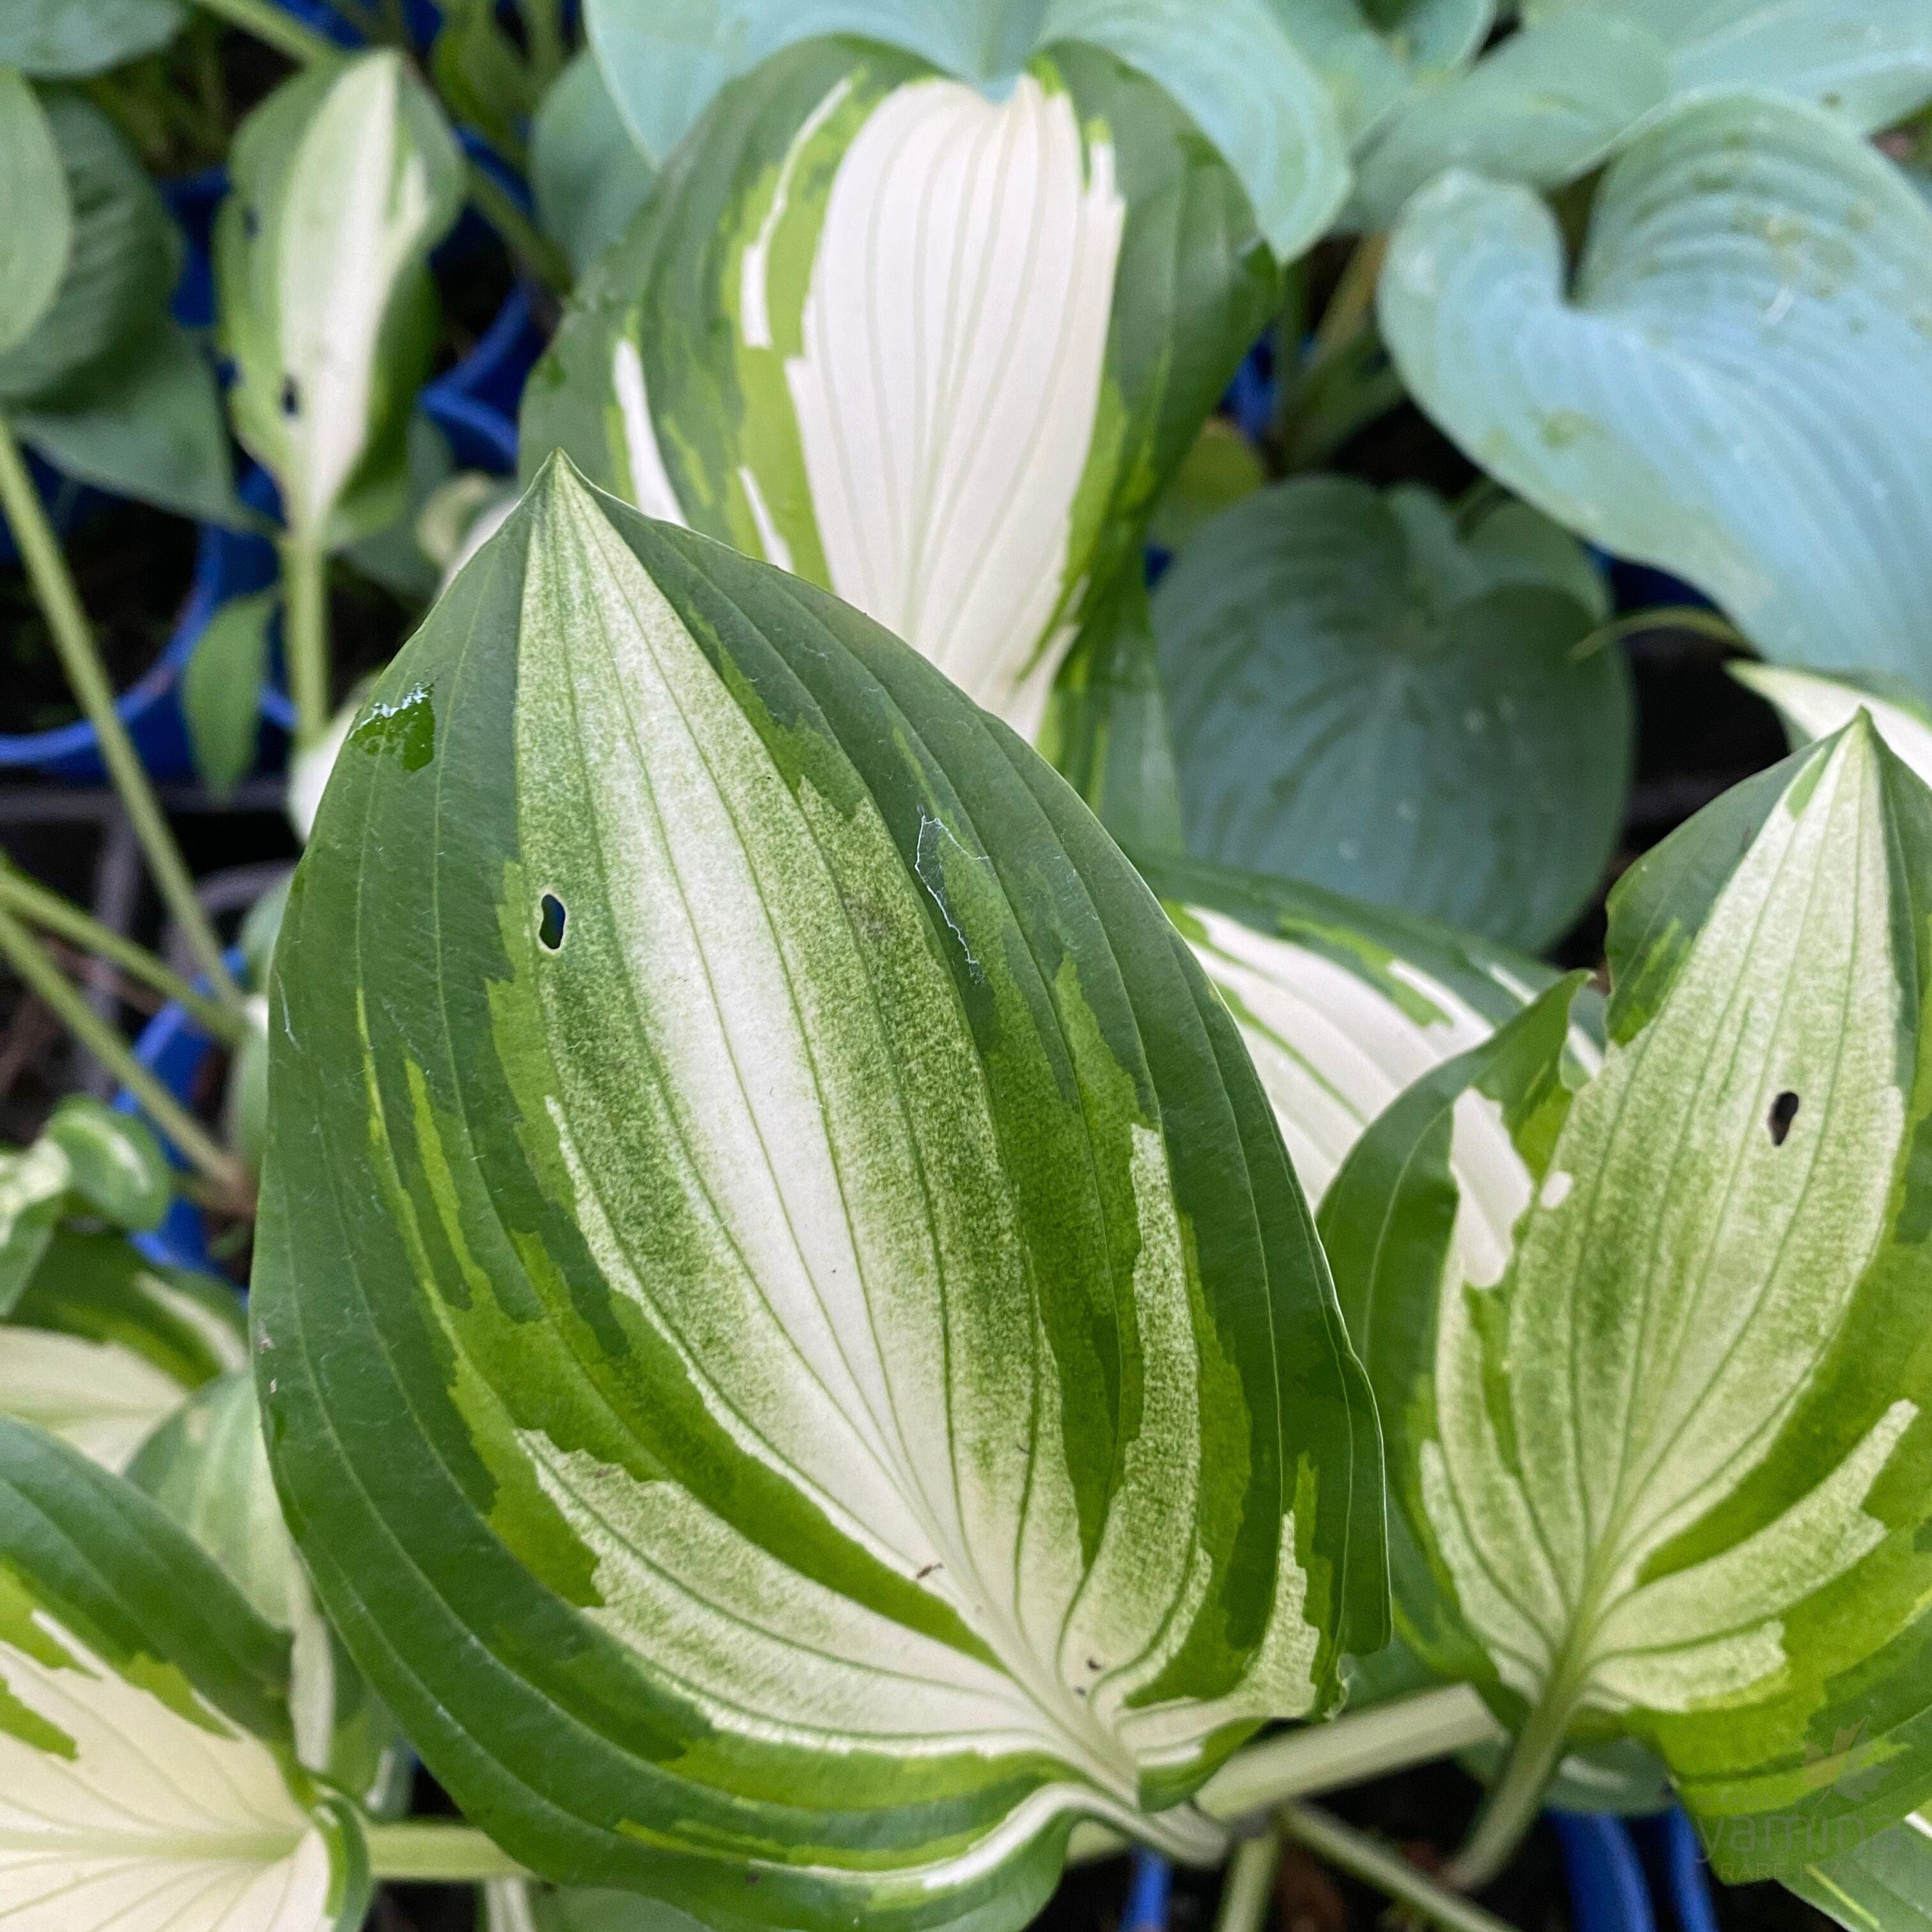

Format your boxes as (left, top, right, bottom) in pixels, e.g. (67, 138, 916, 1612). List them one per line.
(1768, 1090, 1800, 1146)
(537, 893, 566, 951)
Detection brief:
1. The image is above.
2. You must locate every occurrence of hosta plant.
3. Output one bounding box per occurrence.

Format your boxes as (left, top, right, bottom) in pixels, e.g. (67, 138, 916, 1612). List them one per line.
(252, 457, 1387, 1929)
(1319, 715, 1932, 1885)
(522, 36, 1279, 736)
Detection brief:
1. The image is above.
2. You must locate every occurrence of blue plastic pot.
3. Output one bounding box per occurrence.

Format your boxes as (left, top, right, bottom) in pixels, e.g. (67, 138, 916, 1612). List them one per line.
(1553, 1809, 1720, 1932)
(111, 946, 247, 1274)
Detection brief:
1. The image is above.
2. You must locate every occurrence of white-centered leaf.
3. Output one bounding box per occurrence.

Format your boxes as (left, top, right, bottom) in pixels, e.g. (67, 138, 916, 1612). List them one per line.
(1321, 718, 1932, 1880)
(0, 1416, 367, 1931)
(525, 41, 1278, 740)
(1380, 92, 1932, 693)
(1154, 476, 1628, 948)
(582, 0, 1349, 256)
(1732, 663, 1932, 789)
(254, 458, 1384, 1932)
(1134, 851, 1595, 1207)
(2, 1232, 246, 1470)
(0, 73, 68, 356)
(219, 52, 463, 549)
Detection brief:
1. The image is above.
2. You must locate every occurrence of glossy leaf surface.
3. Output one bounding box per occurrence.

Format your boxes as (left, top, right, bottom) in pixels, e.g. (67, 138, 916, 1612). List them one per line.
(1155, 477, 1626, 948)
(1381, 94, 1932, 693)
(256, 459, 1383, 1932)
(524, 40, 1275, 738)
(1321, 720, 1932, 1880)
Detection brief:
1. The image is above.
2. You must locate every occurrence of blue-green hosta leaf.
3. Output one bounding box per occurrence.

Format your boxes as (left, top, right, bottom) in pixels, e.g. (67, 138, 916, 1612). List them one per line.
(1321, 717, 1932, 1881)
(3, 1231, 246, 1470)
(583, 0, 1347, 256)
(1524, 0, 1932, 132)
(1381, 93, 1932, 693)
(1350, 12, 1670, 226)
(130, 1375, 408, 1812)
(0, 91, 178, 408)
(1134, 850, 1593, 1207)
(1269, 0, 1495, 150)
(524, 41, 1276, 741)
(12, 315, 238, 523)
(0, 0, 184, 79)
(218, 52, 463, 550)
(1791, 1811, 1932, 1932)
(0, 73, 68, 355)
(1732, 665, 1932, 788)
(1155, 477, 1627, 949)
(0, 1416, 368, 1931)
(254, 458, 1384, 1932)
(1357, 1, 1932, 226)
(530, 50, 656, 278)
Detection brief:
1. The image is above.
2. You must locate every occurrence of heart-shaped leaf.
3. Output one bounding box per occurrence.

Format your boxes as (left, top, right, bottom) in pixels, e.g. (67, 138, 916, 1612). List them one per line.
(1154, 476, 1627, 949)
(524, 40, 1277, 738)
(130, 1374, 408, 1811)
(3, 1230, 246, 1470)
(1380, 93, 1932, 693)
(0, 91, 178, 409)
(0, 72, 69, 356)
(254, 457, 1384, 1932)
(0, 1415, 368, 1931)
(0, 0, 185, 79)
(218, 52, 463, 549)
(582, 0, 1349, 257)
(1320, 717, 1932, 1883)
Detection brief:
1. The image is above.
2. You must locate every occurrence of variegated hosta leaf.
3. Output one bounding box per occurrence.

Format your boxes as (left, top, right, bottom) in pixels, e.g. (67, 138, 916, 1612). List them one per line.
(1320, 716, 1932, 1882)
(1132, 849, 1594, 1207)
(1380, 92, 1932, 693)
(1791, 1811, 1932, 1932)
(0, 1415, 368, 1931)
(217, 51, 463, 549)
(3, 1232, 247, 1471)
(1154, 476, 1627, 948)
(522, 39, 1276, 739)
(130, 1375, 408, 1812)
(581, 0, 1347, 258)
(254, 458, 1384, 1932)
(1733, 664, 1932, 789)
(0, 1099, 172, 1315)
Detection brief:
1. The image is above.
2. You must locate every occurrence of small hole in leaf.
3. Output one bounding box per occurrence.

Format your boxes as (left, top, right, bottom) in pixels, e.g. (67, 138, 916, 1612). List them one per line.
(538, 893, 566, 951)
(279, 375, 300, 417)
(243, 205, 260, 239)
(1768, 1090, 1800, 1145)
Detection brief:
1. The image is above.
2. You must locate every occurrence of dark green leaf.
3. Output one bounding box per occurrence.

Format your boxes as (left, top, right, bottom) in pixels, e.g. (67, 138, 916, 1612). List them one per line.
(182, 590, 274, 798)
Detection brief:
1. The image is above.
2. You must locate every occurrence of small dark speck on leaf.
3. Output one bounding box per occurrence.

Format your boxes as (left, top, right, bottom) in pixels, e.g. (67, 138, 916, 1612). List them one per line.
(539, 893, 566, 951)
(1768, 1090, 1800, 1145)
(279, 375, 300, 417)
(1086, 1658, 1101, 1672)
(915, 1561, 941, 1580)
